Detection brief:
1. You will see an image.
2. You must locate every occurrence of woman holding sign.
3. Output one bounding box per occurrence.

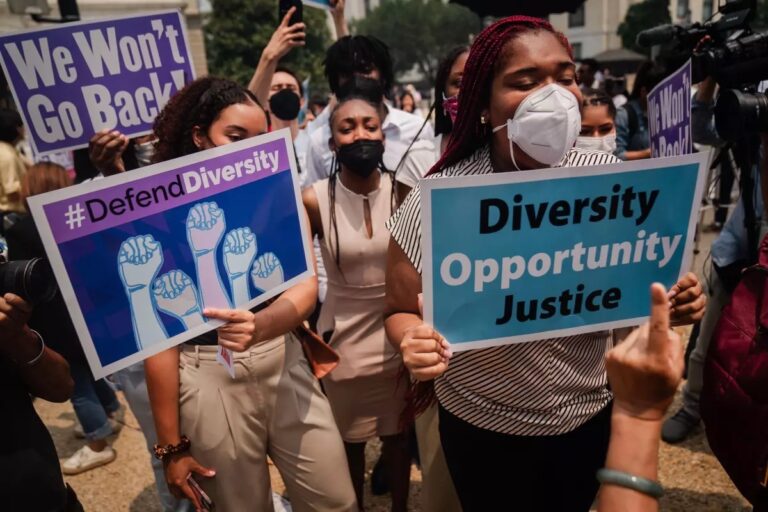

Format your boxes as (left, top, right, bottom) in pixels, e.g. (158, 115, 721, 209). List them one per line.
(144, 76, 356, 512)
(384, 17, 706, 511)
(302, 93, 410, 512)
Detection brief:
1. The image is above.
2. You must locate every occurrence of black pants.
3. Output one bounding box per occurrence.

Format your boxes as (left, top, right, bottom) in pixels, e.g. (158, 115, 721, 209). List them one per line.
(439, 403, 612, 512)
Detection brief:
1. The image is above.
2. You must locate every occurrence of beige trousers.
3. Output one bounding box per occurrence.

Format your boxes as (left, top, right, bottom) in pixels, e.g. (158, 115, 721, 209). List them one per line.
(179, 335, 357, 512)
(415, 403, 463, 512)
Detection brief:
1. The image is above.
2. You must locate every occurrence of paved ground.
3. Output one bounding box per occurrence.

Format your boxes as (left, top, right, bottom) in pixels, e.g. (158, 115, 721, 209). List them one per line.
(34, 206, 753, 511)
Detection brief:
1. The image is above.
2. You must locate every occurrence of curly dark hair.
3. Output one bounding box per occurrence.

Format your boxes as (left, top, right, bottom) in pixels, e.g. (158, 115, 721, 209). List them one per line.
(324, 35, 394, 97)
(152, 76, 264, 164)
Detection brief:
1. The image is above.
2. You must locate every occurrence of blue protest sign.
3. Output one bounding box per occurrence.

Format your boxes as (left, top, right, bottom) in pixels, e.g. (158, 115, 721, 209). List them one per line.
(647, 59, 692, 158)
(0, 11, 195, 157)
(304, 0, 333, 9)
(421, 152, 709, 351)
(27, 130, 313, 378)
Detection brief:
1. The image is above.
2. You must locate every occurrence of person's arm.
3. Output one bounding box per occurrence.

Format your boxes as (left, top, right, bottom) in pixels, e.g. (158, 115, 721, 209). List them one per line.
(204, 210, 318, 351)
(330, 0, 348, 39)
(0, 293, 73, 402)
(247, 7, 306, 108)
(384, 238, 422, 349)
(301, 186, 324, 239)
(598, 283, 683, 512)
(144, 348, 182, 447)
(384, 238, 450, 380)
(144, 347, 214, 510)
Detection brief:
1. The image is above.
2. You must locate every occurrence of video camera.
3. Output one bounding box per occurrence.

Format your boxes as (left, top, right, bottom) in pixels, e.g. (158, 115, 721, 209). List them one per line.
(0, 257, 57, 305)
(637, 0, 768, 141)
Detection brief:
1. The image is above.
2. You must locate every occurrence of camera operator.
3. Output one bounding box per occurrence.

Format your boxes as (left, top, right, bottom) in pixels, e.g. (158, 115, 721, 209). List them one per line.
(662, 76, 768, 443)
(0, 291, 84, 511)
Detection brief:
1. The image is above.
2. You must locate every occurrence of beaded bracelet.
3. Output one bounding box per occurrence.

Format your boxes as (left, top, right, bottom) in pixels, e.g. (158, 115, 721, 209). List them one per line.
(597, 468, 664, 498)
(153, 436, 191, 462)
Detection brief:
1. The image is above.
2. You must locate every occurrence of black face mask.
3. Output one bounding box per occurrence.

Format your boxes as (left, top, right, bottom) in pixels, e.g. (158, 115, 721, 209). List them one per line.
(269, 88, 301, 121)
(336, 139, 384, 178)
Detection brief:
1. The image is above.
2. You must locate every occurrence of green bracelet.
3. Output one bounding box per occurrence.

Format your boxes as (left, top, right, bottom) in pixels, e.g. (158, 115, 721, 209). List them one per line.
(596, 468, 664, 498)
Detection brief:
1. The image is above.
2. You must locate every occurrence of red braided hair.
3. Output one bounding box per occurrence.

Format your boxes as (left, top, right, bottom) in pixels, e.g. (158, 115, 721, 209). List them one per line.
(427, 16, 573, 175)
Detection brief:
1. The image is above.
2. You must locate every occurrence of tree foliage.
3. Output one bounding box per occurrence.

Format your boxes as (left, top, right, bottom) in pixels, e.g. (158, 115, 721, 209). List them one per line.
(617, 0, 672, 56)
(205, 0, 332, 91)
(352, 0, 482, 81)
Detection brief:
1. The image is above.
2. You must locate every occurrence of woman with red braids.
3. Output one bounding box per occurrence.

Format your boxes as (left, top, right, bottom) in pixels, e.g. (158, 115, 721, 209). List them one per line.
(384, 16, 706, 510)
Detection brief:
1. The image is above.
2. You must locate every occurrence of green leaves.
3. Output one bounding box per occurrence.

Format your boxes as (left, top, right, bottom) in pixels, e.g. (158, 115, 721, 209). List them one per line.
(352, 0, 481, 81)
(617, 0, 672, 56)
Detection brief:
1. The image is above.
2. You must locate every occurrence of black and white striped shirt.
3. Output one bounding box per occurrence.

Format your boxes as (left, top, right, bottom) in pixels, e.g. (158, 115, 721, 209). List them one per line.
(387, 145, 622, 436)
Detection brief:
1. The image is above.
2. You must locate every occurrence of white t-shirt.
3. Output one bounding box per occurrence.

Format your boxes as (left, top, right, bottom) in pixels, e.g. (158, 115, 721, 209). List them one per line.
(394, 135, 441, 189)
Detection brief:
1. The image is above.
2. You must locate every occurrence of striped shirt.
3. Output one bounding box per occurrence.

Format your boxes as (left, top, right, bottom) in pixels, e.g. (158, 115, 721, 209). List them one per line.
(387, 145, 622, 436)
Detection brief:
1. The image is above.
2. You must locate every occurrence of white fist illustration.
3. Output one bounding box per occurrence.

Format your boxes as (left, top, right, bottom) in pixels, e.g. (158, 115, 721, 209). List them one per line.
(250, 252, 285, 293)
(223, 227, 257, 279)
(187, 202, 226, 255)
(153, 270, 203, 326)
(118, 235, 163, 291)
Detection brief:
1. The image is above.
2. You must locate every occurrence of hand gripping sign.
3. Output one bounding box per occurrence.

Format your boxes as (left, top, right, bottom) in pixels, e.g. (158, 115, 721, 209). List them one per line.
(27, 130, 313, 378)
(420, 151, 709, 352)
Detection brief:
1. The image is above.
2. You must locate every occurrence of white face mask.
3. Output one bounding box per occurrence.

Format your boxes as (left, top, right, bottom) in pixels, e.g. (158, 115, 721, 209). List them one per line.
(575, 134, 616, 154)
(492, 83, 581, 170)
(134, 140, 155, 167)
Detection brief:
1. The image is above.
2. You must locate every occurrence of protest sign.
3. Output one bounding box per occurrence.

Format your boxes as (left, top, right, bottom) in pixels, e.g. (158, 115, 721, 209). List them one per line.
(0, 11, 195, 157)
(647, 59, 692, 158)
(27, 130, 313, 378)
(421, 152, 709, 352)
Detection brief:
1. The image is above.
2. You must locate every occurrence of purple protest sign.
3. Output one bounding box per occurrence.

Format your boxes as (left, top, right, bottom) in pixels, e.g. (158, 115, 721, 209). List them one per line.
(27, 130, 313, 379)
(0, 11, 195, 157)
(647, 59, 692, 158)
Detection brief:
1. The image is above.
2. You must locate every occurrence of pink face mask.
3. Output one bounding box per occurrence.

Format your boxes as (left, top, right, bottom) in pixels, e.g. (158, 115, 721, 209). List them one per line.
(442, 93, 459, 125)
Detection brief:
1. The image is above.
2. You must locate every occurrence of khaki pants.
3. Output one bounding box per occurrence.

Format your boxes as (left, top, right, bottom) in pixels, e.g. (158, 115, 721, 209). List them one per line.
(179, 335, 357, 512)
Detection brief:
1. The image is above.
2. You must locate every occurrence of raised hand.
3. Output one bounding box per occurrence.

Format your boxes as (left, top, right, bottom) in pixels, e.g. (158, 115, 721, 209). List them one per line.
(187, 202, 226, 256)
(250, 252, 285, 293)
(153, 270, 204, 329)
(223, 228, 258, 279)
(263, 7, 306, 62)
(118, 235, 164, 291)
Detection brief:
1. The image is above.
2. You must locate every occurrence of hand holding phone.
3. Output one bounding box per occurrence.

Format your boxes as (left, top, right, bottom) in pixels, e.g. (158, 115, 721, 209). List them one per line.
(187, 475, 215, 511)
(279, 0, 303, 26)
(266, 1, 306, 62)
